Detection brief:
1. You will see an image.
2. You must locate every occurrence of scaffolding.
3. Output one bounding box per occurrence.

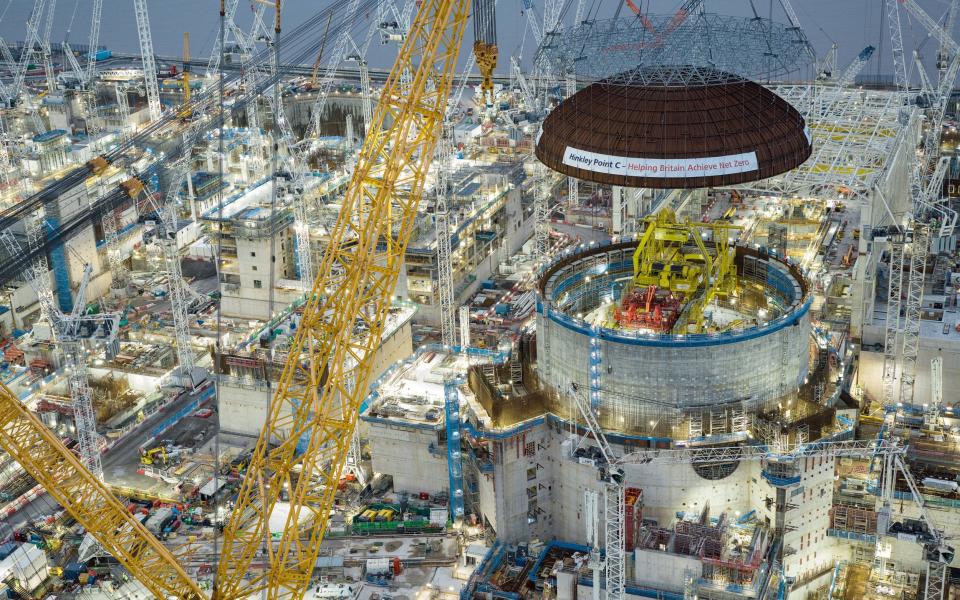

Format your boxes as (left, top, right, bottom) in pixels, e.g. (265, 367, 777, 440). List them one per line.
(637, 505, 770, 591)
(753, 87, 914, 207)
(535, 12, 811, 82)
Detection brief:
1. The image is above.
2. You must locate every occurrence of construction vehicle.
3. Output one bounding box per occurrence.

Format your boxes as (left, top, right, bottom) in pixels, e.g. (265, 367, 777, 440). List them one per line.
(139, 446, 171, 466)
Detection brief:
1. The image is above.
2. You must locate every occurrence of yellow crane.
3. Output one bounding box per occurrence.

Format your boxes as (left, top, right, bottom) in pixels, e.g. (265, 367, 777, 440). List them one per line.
(0, 0, 474, 598)
(214, 0, 468, 595)
(181, 32, 192, 118)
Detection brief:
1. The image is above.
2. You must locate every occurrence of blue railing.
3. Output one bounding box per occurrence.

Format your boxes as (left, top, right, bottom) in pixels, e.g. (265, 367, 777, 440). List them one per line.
(150, 382, 215, 439)
(827, 529, 875, 543)
(761, 471, 801, 487)
(445, 378, 466, 521)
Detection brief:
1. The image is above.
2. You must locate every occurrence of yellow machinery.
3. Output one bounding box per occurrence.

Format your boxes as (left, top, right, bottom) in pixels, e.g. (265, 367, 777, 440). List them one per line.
(631, 209, 741, 333)
(139, 446, 168, 466)
(180, 32, 192, 119)
(0, 0, 470, 597)
(472, 0, 497, 104)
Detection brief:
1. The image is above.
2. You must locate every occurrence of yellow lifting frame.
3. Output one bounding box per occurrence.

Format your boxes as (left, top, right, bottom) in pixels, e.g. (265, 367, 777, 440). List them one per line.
(630, 209, 741, 332)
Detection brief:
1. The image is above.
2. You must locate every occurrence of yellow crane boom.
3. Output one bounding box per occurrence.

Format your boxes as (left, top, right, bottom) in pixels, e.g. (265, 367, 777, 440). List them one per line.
(213, 0, 470, 596)
(181, 31, 192, 117)
(0, 387, 205, 599)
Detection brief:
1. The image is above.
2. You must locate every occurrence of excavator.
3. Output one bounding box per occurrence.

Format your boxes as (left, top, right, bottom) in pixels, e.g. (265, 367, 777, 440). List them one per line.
(139, 445, 180, 466)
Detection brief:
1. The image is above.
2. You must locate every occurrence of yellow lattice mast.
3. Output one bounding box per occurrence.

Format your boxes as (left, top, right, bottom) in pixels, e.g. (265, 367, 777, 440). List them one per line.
(212, 0, 470, 597)
(0, 389, 205, 599)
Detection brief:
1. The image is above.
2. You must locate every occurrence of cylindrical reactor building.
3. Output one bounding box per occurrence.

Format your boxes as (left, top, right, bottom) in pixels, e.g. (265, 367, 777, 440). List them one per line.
(536, 240, 811, 436)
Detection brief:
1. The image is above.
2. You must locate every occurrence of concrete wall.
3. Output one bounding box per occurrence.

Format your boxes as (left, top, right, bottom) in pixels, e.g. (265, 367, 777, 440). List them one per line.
(550, 439, 759, 545)
(538, 304, 811, 430)
(218, 380, 271, 436)
(366, 422, 447, 494)
(219, 312, 413, 435)
(410, 186, 533, 327)
(633, 548, 700, 593)
(465, 421, 557, 544)
(855, 339, 960, 407)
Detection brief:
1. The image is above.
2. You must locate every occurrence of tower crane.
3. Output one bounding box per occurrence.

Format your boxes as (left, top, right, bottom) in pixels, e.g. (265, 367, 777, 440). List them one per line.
(214, 2, 468, 595)
(1, 0, 48, 133)
(880, 0, 960, 413)
(61, 41, 84, 85)
(937, 0, 960, 85)
(926, 357, 943, 429)
(5, 0, 47, 108)
(305, 0, 362, 139)
(0, 0, 484, 598)
(569, 383, 626, 600)
(0, 231, 119, 478)
(876, 450, 955, 600)
(100, 201, 130, 298)
(132, 0, 161, 121)
(144, 161, 201, 387)
(84, 0, 102, 88)
(40, 0, 57, 95)
(566, 378, 928, 600)
(436, 122, 457, 347)
(206, 0, 242, 78)
(346, 53, 373, 136)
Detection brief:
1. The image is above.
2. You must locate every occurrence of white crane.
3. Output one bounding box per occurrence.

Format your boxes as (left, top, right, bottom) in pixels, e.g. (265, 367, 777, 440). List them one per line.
(306, 0, 362, 139)
(876, 450, 955, 600)
(880, 0, 960, 412)
(886, 0, 909, 91)
(6, 0, 47, 107)
(345, 53, 373, 137)
(926, 357, 943, 429)
(569, 383, 625, 600)
(101, 202, 129, 297)
(206, 0, 242, 78)
(0, 229, 120, 477)
(435, 123, 456, 347)
(132, 0, 161, 121)
(565, 373, 956, 600)
(40, 0, 57, 94)
(85, 0, 102, 87)
(143, 165, 201, 388)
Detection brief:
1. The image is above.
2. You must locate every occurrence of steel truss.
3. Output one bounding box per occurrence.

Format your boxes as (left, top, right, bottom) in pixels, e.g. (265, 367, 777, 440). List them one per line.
(752, 87, 913, 205)
(535, 13, 811, 83)
(132, 0, 161, 120)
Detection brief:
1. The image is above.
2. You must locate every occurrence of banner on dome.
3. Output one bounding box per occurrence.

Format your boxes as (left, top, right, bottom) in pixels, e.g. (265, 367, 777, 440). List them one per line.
(562, 146, 759, 178)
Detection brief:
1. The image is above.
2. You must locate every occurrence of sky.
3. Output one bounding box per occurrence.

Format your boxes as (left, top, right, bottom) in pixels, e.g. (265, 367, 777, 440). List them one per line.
(0, 0, 954, 81)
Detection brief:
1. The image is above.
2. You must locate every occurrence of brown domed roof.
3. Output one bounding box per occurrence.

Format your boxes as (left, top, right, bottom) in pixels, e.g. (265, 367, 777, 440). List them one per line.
(535, 66, 812, 189)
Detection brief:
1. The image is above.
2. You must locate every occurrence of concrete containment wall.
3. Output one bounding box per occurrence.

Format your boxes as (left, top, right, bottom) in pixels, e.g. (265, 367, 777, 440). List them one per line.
(536, 242, 811, 433)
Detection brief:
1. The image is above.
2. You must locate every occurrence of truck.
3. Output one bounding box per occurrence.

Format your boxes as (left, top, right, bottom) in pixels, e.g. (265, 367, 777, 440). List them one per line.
(145, 507, 174, 535)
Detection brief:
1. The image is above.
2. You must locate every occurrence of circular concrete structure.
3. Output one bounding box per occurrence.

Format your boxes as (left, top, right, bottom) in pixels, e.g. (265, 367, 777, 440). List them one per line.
(536, 240, 811, 434)
(535, 66, 812, 189)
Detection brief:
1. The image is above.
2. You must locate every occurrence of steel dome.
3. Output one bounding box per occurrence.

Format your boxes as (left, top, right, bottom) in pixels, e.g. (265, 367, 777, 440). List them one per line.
(535, 66, 812, 189)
